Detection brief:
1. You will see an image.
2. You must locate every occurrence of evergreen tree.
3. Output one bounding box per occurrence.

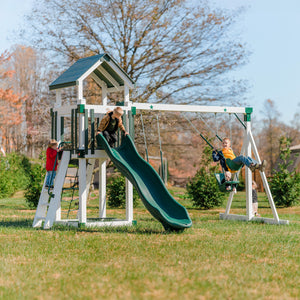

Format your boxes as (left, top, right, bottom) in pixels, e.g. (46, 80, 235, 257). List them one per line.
(186, 144, 223, 209)
(270, 137, 300, 207)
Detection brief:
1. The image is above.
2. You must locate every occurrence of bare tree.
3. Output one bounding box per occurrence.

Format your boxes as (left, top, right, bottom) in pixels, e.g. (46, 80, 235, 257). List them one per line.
(258, 99, 285, 172)
(23, 0, 249, 105)
(8, 46, 51, 156)
(291, 103, 300, 144)
(0, 52, 24, 152)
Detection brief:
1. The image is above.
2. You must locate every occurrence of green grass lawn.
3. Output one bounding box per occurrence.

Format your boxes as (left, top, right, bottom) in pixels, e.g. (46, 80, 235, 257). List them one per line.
(0, 189, 299, 299)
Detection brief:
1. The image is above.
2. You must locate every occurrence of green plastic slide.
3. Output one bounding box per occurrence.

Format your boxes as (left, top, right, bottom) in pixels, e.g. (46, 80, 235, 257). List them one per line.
(96, 134, 192, 231)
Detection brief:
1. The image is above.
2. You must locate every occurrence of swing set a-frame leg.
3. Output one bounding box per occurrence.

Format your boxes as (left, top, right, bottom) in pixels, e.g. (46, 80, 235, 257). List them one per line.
(220, 129, 289, 225)
(224, 192, 234, 215)
(249, 131, 288, 224)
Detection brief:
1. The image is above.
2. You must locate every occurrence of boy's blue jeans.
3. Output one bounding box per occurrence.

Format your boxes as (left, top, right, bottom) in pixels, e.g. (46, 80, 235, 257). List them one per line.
(232, 156, 258, 167)
(46, 171, 56, 187)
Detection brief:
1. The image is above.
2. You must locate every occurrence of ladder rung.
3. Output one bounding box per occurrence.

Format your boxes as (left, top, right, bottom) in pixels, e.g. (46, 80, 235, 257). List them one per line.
(62, 187, 79, 191)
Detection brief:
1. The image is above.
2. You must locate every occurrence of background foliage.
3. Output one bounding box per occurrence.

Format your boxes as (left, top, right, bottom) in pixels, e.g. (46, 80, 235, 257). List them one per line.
(24, 0, 248, 105)
(107, 172, 140, 208)
(24, 162, 46, 208)
(186, 167, 224, 209)
(186, 145, 224, 209)
(0, 153, 30, 198)
(270, 137, 300, 207)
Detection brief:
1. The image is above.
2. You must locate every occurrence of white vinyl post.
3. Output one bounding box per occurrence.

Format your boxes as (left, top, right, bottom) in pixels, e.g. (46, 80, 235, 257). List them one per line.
(99, 158, 106, 218)
(55, 89, 62, 107)
(77, 81, 87, 225)
(126, 179, 133, 222)
(78, 159, 87, 225)
(124, 85, 130, 105)
(245, 112, 253, 220)
(124, 84, 133, 222)
(102, 86, 107, 106)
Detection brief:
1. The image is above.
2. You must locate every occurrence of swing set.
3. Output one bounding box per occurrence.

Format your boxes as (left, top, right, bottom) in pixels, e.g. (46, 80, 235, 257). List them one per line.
(133, 102, 288, 225)
(183, 113, 242, 192)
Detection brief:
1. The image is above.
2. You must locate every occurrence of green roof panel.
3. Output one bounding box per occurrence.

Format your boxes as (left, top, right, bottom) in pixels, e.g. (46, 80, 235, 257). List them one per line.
(49, 53, 134, 91)
(93, 68, 114, 89)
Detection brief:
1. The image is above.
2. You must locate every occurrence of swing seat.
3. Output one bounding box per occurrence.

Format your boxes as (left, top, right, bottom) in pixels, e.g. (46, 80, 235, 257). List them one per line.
(214, 173, 239, 193)
(225, 158, 243, 171)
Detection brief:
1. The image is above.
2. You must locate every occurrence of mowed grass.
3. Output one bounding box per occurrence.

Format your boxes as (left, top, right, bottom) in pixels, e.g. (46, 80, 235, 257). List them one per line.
(0, 189, 300, 300)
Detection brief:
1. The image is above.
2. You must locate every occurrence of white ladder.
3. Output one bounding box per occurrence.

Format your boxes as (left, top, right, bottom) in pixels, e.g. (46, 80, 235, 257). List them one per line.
(32, 177, 52, 228)
(32, 151, 70, 228)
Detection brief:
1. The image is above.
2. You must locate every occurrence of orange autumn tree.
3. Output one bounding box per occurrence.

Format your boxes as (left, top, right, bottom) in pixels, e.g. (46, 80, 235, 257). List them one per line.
(0, 51, 25, 153)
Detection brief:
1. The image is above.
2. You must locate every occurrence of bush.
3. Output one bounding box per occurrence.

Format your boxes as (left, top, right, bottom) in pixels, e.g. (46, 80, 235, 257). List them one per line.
(186, 167, 224, 209)
(107, 174, 139, 208)
(0, 153, 31, 198)
(270, 137, 300, 207)
(185, 144, 224, 209)
(24, 162, 46, 208)
(0, 168, 14, 198)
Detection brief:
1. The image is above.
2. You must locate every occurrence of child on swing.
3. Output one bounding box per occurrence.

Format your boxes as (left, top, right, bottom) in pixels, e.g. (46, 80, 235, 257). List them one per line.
(222, 171, 237, 192)
(212, 137, 267, 173)
(97, 107, 128, 148)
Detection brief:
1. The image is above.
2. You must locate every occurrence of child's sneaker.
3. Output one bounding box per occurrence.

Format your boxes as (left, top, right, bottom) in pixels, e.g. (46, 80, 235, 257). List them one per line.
(258, 160, 267, 172)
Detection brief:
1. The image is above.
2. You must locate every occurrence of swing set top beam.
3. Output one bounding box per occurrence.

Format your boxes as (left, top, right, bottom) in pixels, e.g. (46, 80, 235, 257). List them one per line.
(52, 102, 252, 118)
(133, 103, 251, 115)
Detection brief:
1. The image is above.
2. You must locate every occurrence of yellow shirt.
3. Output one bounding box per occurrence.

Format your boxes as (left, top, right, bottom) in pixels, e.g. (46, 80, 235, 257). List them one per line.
(222, 147, 236, 172)
(222, 147, 236, 160)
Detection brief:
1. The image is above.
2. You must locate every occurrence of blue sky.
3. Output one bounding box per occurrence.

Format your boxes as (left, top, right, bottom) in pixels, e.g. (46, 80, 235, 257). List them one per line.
(1, 0, 299, 125)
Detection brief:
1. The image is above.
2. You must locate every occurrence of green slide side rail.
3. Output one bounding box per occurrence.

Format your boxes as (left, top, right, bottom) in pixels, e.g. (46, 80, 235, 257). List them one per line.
(96, 134, 192, 231)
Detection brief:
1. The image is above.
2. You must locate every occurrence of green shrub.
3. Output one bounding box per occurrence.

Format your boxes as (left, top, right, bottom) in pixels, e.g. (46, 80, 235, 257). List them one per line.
(24, 151, 46, 209)
(0, 153, 31, 198)
(8, 153, 31, 190)
(270, 137, 300, 207)
(25, 163, 46, 208)
(185, 144, 224, 209)
(186, 167, 224, 209)
(107, 174, 139, 208)
(0, 165, 14, 198)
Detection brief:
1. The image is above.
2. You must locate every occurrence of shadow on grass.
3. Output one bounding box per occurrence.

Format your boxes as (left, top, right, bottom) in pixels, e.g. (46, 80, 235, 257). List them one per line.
(0, 219, 33, 228)
(0, 204, 35, 212)
(1, 218, 169, 234)
(59, 226, 185, 235)
(45, 221, 189, 235)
